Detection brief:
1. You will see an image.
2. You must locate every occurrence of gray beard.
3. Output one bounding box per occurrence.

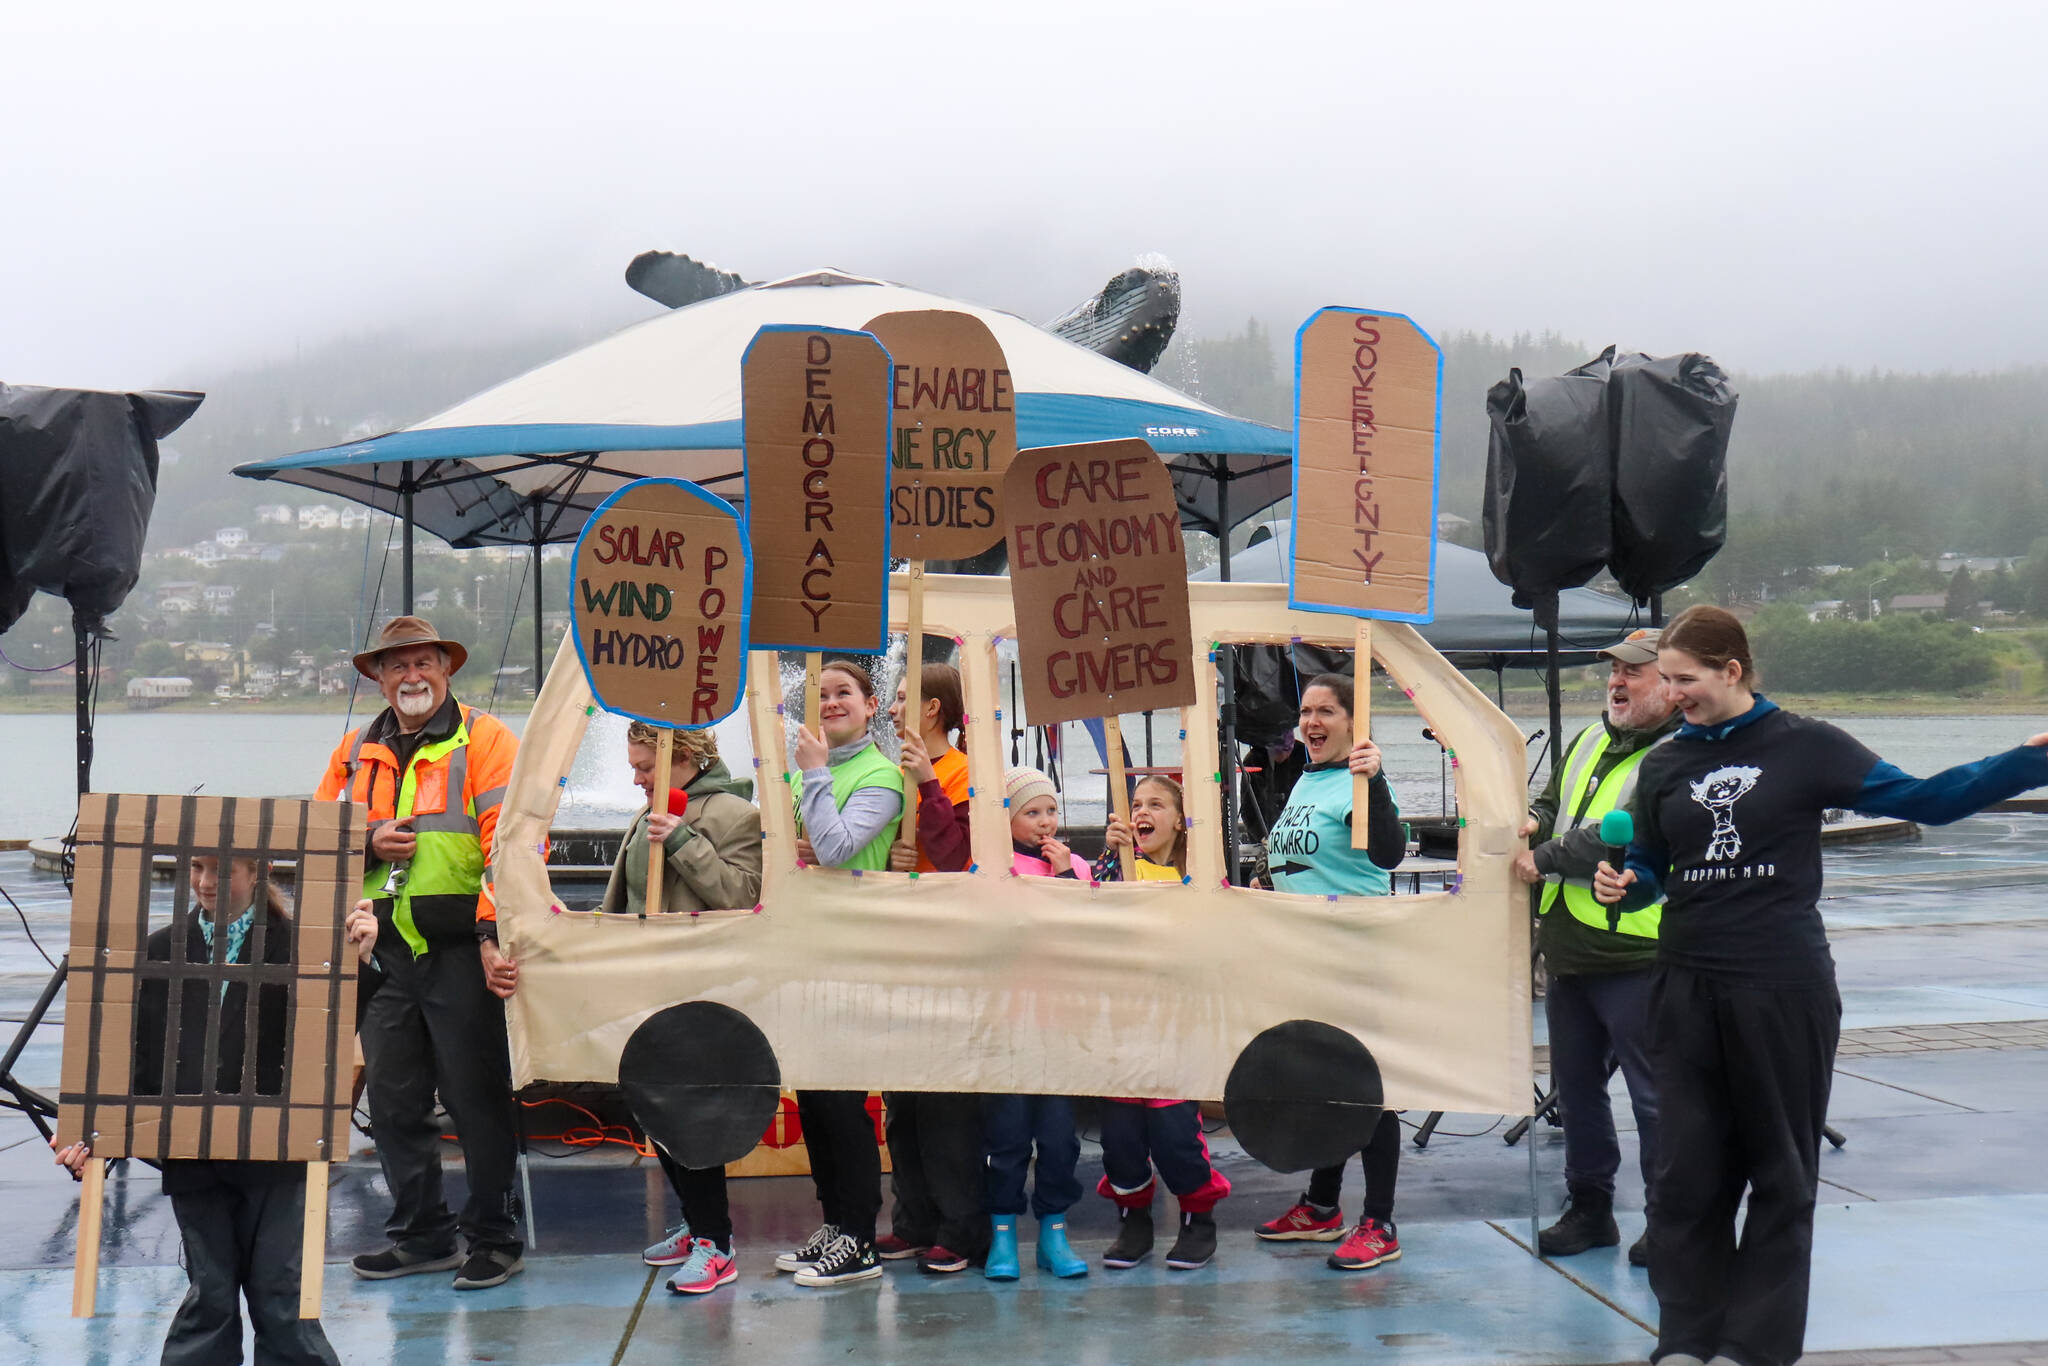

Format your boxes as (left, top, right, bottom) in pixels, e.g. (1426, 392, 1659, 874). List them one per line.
(395, 690, 437, 719)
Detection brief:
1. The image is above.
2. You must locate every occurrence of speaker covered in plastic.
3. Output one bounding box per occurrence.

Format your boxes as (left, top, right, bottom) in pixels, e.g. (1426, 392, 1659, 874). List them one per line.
(0, 385, 203, 632)
(1606, 353, 1736, 604)
(1482, 350, 1614, 605)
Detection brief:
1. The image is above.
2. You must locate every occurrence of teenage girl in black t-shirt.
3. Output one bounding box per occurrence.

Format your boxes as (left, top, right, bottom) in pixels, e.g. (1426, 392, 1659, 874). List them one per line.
(1595, 605, 2048, 1366)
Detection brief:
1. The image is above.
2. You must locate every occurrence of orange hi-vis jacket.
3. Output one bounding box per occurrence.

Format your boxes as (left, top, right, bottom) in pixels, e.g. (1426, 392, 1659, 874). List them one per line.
(315, 697, 518, 955)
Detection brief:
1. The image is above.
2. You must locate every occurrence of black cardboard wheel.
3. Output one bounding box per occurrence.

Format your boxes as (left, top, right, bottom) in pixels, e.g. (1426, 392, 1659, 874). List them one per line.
(618, 1001, 781, 1171)
(1223, 1020, 1383, 1173)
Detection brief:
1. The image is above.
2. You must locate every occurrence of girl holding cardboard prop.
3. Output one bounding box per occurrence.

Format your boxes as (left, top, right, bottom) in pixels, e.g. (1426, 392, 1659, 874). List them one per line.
(1253, 671, 1410, 1272)
(602, 720, 763, 1297)
(1594, 606, 2048, 1366)
(778, 659, 904, 1288)
(56, 855, 341, 1366)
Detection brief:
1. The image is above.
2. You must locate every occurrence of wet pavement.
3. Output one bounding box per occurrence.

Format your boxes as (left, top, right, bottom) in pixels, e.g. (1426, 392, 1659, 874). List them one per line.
(0, 812, 2044, 1365)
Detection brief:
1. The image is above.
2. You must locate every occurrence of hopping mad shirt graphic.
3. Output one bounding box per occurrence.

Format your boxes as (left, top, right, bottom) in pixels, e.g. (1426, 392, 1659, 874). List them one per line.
(1689, 764, 1761, 861)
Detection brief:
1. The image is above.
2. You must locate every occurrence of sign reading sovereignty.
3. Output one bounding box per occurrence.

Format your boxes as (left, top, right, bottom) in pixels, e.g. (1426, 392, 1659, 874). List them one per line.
(570, 478, 750, 727)
(863, 309, 1016, 562)
(1290, 308, 1442, 623)
(1004, 439, 1195, 726)
(742, 325, 893, 651)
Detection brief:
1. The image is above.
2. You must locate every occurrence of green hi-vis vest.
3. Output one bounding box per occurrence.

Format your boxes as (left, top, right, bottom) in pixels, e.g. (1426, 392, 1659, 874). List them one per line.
(355, 714, 486, 958)
(795, 741, 904, 872)
(1538, 725, 1664, 940)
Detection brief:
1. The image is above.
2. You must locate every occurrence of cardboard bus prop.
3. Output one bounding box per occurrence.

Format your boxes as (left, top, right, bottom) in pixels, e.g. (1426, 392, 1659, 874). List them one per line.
(864, 308, 1016, 733)
(1004, 438, 1195, 876)
(492, 572, 1531, 1175)
(56, 795, 363, 1317)
(1290, 308, 1443, 848)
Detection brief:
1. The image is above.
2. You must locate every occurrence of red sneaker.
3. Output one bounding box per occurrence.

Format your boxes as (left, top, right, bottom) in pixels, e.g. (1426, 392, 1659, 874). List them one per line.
(874, 1233, 929, 1262)
(1255, 1201, 1346, 1242)
(1328, 1218, 1400, 1270)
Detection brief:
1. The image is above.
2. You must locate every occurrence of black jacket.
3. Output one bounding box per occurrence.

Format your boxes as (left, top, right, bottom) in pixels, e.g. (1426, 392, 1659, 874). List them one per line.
(134, 906, 299, 1189)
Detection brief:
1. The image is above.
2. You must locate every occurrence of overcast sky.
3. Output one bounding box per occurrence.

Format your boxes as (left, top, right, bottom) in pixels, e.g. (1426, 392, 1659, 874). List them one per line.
(6, 0, 2045, 392)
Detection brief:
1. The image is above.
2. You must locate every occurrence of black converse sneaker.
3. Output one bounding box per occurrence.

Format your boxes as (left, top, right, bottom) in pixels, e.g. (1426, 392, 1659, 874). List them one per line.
(774, 1223, 840, 1273)
(1102, 1205, 1155, 1268)
(1165, 1210, 1217, 1270)
(792, 1231, 882, 1287)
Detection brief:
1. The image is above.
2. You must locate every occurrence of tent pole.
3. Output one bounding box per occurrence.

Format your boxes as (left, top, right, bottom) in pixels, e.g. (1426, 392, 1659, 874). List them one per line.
(1217, 463, 1239, 886)
(401, 461, 416, 616)
(74, 611, 91, 799)
(531, 496, 546, 689)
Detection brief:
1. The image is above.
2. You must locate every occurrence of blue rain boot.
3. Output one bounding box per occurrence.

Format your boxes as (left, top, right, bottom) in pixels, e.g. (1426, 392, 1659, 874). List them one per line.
(985, 1215, 1021, 1281)
(1035, 1214, 1089, 1278)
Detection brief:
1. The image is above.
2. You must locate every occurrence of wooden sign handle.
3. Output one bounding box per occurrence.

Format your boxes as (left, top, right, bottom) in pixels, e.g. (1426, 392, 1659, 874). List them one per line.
(1105, 714, 1135, 881)
(646, 729, 673, 913)
(805, 653, 823, 733)
(902, 561, 925, 774)
(300, 1160, 329, 1319)
(71, 1156, 105, 1317)
(1353, 618, 1374, 851)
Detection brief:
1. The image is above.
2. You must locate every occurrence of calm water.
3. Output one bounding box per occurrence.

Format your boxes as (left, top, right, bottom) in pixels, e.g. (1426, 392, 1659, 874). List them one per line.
(2, 704, 2042, 839)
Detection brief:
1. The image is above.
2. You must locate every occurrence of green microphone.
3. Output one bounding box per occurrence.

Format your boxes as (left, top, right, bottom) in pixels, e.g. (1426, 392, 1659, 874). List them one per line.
(1598, 810, 1635, 932)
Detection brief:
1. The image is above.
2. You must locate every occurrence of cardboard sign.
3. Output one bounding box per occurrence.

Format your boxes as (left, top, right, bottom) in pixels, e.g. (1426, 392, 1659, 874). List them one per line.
(863, 309, 1016, 561)
(1004, 439, 1196, 726)
(1290, 308, 1442, 623)
(742, 325, 893, 651)
(56, 795, 362, 1163)
(571, 478, 750, 726)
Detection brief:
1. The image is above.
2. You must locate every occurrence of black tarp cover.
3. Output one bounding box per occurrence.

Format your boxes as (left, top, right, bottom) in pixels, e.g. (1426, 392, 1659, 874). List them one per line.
(0, 385, 203, 632)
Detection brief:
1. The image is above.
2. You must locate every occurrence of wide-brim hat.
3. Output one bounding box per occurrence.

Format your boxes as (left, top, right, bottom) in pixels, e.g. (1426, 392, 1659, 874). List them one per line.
(353, 616, 470, 680)
(1600, 627, 1662, 666)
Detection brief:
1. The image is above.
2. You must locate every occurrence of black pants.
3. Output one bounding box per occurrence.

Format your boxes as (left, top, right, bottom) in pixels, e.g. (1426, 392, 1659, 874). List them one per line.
(983, 1094, 1081, 1219)
(360, 937, 522, 1257)
(796, 1090, 882, 1244)
(1547, 967, 1660, 1198)
(655, 1150, 733, 1250)
(162, 1162, 340, 1366)
(1649, 964, 1841, 1366)
(884, 1092, 989, 1257)
(1305, 1109, 1402, 1223)
(1097, 1100, 1229, 1212)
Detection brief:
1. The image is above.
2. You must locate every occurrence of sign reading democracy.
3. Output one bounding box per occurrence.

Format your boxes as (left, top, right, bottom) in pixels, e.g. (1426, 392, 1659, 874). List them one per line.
(570, 478, 750, 727)
(1290, 307, 1442, 623)
(863, 309, 1015, 561)
(742, 325, 892, 651)
(1004, 439, 1195, 726)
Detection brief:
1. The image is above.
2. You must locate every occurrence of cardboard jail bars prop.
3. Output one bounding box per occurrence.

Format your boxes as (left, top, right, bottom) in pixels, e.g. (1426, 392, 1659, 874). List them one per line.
(1289, 308, 1443, 848)
(1002, 439, 1197, 880)
(487, 573, 1533, 1155)
(741, 324, 894, 733)
(863, 309, 1016, 749)
(569, 478, 751, 913)
(57, 795, 364, 1317)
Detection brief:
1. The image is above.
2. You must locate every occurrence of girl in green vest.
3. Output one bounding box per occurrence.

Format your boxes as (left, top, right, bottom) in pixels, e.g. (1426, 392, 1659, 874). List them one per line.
(776, 659, 903, 1288)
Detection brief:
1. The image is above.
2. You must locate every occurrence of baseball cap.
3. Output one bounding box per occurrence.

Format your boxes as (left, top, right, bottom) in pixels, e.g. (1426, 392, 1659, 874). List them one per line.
(1600, 628, 1662, 666)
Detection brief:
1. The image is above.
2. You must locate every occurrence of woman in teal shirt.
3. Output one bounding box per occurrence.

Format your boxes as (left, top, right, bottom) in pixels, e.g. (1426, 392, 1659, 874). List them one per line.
(1253, 672, 1410, 1272)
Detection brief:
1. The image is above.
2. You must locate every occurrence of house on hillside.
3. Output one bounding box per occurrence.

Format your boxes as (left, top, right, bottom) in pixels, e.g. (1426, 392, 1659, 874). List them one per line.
(214, 527, 248, 548)
(1806, 600, 1852, 622)
(254, 504, 296, 525)
(203, 584, 237, 614)
(1890, 594, 1949, 617)
(297, 505, 340, 530)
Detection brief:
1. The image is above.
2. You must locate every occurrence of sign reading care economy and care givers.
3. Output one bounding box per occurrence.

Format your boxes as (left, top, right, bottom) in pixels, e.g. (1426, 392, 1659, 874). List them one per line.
(742, 325, 893, 651)
(1003, 439, 1195, 727)
(570, 478, 751, 727)
(1290, 307, 1442, 623)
